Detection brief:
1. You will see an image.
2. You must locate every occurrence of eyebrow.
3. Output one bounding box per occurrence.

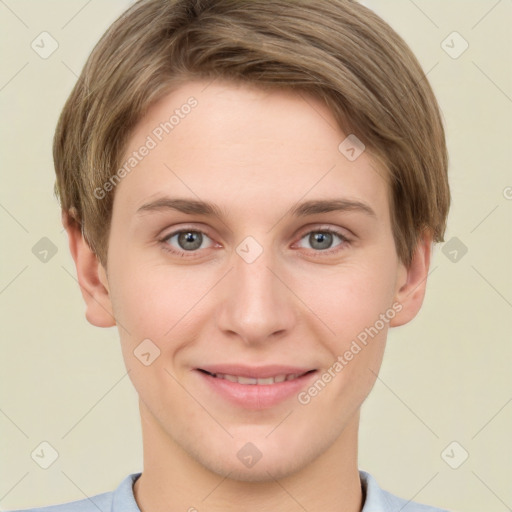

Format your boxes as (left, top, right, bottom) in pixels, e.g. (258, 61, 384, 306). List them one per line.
(136, 197, 376, 219)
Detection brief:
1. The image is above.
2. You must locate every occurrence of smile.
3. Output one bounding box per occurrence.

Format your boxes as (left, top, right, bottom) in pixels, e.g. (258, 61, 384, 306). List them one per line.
(199, 369, 312, 385)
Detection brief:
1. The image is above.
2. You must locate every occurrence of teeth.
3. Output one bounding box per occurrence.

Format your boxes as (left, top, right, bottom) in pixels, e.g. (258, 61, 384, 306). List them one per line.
(211, 372, 306, 385)
(238, 376, 258, 385)
(257, 377, 275, 385)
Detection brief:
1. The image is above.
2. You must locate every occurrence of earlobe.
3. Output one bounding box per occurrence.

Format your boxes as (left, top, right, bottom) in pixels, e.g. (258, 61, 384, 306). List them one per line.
(389, 231, 433, 327)
(63, 211, 116, 328)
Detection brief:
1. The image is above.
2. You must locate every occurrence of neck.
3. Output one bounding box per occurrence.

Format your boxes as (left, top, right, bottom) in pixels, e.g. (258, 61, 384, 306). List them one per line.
(133, 401, 363, 512)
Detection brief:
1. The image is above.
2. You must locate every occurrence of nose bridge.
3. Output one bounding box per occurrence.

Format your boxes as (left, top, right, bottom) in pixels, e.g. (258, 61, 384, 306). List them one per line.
(216, 236, 295, 342)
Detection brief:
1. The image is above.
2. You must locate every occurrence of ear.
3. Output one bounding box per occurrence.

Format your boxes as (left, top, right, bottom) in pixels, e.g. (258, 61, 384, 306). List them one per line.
(63, 210, 116, 328)
(389, 230, 432, 327)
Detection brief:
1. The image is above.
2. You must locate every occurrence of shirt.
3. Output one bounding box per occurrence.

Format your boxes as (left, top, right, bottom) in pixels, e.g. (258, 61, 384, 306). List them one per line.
(7, 470, 451, 512)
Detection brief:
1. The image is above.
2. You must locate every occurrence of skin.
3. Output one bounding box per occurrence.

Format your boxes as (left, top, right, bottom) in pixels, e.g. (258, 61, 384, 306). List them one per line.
(65, 79, 431, 512)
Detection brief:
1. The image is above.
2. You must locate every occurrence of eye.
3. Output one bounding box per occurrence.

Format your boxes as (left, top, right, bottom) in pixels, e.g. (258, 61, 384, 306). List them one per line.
(160, 229, 215, 257)
(159, 226, 351, 259)
(296, 228, 350, 254)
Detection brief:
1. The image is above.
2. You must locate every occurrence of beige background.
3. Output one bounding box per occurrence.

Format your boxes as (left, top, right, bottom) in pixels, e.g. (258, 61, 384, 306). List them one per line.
(0, 1, 511, 511)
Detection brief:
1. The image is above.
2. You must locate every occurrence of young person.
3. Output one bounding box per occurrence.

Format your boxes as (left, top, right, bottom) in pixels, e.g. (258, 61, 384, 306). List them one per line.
(11, 0, 451, 510)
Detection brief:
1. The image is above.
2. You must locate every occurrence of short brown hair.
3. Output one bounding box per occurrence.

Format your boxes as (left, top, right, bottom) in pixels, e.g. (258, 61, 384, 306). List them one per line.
(53, 0, 450, 268)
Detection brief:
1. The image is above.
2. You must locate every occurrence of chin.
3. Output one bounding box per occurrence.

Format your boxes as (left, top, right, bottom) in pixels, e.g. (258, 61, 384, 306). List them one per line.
(187, 433, 322, 484)
(204, 453, 307, 483)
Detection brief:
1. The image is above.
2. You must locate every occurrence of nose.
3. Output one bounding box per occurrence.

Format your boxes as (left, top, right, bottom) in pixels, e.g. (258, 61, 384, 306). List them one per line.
(215, 240, 297, 345)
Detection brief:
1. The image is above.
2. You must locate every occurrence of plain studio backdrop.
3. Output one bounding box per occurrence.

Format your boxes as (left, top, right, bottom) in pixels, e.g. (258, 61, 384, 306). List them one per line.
(0, 1, 511, 511)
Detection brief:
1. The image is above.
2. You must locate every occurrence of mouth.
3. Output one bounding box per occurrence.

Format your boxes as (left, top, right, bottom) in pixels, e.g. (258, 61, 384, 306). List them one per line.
(194, 366, 318, 409)
(197, 368, 316, 385)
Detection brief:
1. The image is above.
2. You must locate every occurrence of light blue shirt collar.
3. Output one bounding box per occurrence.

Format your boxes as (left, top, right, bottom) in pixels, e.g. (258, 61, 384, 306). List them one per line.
(107, 470, 450, 512)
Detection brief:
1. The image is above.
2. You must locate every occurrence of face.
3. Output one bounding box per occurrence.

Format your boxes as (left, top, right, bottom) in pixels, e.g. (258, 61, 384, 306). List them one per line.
(95, 80, 414, 481)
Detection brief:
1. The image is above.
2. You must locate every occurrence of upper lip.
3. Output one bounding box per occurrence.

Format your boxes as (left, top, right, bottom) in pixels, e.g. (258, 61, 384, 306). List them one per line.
(196, 364, 316, 379)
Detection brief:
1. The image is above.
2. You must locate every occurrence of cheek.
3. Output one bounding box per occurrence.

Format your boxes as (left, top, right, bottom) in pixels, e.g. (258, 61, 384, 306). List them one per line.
(110, 266, 202, 397)
(109, 257, 206, 336)
(297, 259, 397, 345)
(109, 262, 223, 386)
(294, 265, 395, 419)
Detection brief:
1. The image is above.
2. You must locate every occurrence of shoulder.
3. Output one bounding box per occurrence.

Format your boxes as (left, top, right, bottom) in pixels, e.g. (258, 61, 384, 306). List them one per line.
(360, 470, 453, 512)
(5, 473, 142, 512)
(5, 491, 112, 512)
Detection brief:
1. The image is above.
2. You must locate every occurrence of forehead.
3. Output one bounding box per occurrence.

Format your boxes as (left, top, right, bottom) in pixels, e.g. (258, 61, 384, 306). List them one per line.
(113, 79, 389, 222)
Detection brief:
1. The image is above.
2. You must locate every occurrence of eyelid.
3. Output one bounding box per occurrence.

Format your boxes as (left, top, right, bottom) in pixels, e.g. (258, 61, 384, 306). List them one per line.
(295, 223, 352, 240)
(159, 224, 212, 240)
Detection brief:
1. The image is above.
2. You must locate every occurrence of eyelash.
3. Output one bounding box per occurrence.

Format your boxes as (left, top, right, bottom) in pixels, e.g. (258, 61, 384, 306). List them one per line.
(158, 226, 351, 259)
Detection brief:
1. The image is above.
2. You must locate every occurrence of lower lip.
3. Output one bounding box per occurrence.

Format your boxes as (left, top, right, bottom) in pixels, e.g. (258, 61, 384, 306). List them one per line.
(196, 370, 317, 410)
